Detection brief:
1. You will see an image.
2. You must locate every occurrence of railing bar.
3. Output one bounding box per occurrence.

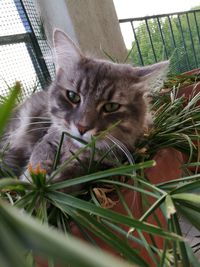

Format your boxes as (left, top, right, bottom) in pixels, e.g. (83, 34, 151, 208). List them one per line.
(167, 15, 181, 72)
(119, 9, 200, 23)
(0, 33, 30, 45)
(177, 15, 190, 70)
(145, 19, 157, 62)
(193, 11, 200, 47)
(167, 16, 176, 49)
(130, 22, 144, 65)
(186, 13, 198, 68)
(19, 0, 51, 85)
(156, 17, 169, 59)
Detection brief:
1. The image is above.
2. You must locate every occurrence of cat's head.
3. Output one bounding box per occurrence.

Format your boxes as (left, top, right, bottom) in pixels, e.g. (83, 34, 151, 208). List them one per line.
(49, 29, 168, 150)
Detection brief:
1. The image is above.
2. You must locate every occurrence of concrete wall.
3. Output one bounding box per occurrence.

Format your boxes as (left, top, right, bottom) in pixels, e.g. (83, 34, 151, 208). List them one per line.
(34, 0, 78, 45)
(34, 0, 127, 61)
(65, 0, 127, 60)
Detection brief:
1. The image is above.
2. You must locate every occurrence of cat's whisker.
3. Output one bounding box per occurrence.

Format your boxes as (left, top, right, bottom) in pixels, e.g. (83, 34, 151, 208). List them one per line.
(1, 122, 51, 141)
(9, 116, 51, 121)
(106, 134, 137, 210)
(102, 140, 120, 163)
(1, 126, 51, 140)
(6, 121, 51, 128)
(106, 134, 134, 165)
(23, 126, 51, 134)
(21, 121, 51, 127)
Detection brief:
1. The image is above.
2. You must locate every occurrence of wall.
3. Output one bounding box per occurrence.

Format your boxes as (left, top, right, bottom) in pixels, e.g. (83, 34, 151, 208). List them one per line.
(34, 0, 127, 61)
(34, 0, 78, 45)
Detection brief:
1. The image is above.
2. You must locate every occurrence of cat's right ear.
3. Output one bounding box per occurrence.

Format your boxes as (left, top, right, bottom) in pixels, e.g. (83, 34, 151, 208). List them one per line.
(53, 29, 82, 71)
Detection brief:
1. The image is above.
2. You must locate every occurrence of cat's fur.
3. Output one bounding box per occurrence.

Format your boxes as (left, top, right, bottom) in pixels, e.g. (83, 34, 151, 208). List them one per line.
(0, 29, 168, 181)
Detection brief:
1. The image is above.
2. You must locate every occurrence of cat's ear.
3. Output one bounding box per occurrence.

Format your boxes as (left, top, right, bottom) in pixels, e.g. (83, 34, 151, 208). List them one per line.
(53, 29, 82, 71)
(135, 61, 169, 92)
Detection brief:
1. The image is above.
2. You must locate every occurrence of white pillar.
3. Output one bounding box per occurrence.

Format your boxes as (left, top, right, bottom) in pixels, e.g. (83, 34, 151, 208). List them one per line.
(35, 0, 127, 61)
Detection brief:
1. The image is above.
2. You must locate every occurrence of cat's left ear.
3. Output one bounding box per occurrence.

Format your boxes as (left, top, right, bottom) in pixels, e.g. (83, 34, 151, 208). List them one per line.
(135, 61, 169, 92)
(53, 29, 83, 71)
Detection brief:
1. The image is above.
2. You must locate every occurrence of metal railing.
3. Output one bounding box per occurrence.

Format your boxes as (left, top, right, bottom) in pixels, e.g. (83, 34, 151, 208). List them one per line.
(119, 9, 200, 74)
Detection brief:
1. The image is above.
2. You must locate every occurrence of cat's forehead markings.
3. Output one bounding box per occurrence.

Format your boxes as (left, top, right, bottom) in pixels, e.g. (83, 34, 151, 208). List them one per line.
(93, 80, 114, 100)
(95, 86, 102, 100)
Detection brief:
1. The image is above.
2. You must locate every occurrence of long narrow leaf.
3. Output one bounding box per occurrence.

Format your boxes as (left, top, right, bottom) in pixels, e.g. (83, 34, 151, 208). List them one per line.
(49, 161, 155, 190)
(0, 178, 33, 190)
(0, 82, 21, 136)
(47, 191, 182, 241)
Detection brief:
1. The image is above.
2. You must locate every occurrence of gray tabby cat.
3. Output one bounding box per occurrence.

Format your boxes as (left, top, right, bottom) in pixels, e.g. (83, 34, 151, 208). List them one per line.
(0, 29, 168, 181)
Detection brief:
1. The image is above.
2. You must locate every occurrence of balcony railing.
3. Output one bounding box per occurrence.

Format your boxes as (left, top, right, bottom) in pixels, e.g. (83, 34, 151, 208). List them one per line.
(119, 9, 200, 74)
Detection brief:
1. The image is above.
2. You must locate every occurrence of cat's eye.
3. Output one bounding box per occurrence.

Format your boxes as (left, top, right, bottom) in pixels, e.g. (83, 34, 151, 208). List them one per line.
(103, 102, 120, 113)
(66, 90, 81, 104)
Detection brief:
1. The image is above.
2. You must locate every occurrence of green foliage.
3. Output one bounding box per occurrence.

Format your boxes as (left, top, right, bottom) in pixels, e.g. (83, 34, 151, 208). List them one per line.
(0, 81, 21, 136)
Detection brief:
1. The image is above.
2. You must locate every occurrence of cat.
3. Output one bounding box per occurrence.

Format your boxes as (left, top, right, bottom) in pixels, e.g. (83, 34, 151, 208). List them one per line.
(0, 29, 168, 182)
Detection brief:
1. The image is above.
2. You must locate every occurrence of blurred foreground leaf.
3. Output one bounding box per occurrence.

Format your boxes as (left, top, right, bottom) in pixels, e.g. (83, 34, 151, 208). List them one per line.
(0, 200, 134, 267)
(0, 81, 21, 137)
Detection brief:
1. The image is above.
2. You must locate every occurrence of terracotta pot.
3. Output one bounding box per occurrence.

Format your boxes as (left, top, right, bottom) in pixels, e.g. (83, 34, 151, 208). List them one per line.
(182, 68, 200, 76)
(177, 68, 200, 101)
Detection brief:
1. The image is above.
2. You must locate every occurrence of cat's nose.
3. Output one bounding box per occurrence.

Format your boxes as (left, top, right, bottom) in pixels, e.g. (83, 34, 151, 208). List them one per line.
(76, 123, 88, 135)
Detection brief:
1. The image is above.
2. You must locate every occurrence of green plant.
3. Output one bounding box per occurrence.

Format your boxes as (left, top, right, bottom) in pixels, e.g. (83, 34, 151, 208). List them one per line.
(1, 79, 200, 267)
